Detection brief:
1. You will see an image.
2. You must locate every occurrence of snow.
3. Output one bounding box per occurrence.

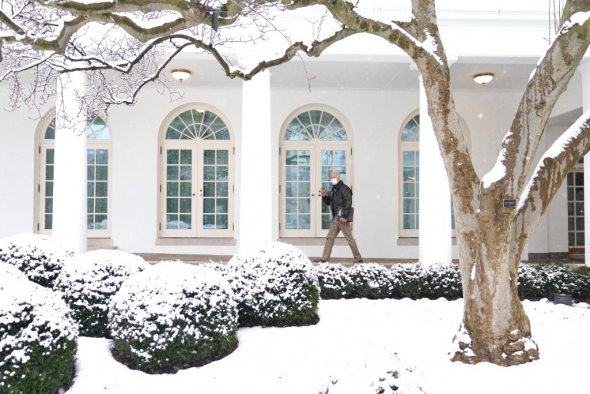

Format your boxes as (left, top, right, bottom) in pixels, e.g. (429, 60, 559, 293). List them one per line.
(111, 11, 183, 30)
(481, 148, 507, 189)
(343, 0, 414, 24)
(66, 298, 589, 394)
(517, 108, 590, 211)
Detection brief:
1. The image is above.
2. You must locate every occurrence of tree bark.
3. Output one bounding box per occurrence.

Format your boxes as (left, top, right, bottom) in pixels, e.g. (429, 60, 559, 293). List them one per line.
(451, 226, 539, 366)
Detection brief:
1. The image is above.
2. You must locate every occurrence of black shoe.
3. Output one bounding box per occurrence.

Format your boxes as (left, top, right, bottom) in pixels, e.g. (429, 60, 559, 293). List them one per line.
(314, 259, 329, 263)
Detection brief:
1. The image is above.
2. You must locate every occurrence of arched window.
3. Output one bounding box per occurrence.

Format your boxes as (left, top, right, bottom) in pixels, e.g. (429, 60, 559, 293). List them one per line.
(280, 107, 353, 238)
(399, 114, 420, 237)
(37, 114, 112, 237)
(398, 113, 466, 237)
(159, 107, 234, 238)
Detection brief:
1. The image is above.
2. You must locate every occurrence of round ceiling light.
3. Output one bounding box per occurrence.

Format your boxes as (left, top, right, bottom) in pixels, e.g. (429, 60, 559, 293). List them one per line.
(171, 69, 191, 83)
(473, 73, 494, 87)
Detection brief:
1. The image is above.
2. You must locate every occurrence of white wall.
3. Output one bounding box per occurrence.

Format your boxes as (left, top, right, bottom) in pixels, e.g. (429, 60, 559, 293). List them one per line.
(0, 61, 582, 259)
(0, 84, 51, 237)
(107, 86, 242, 255)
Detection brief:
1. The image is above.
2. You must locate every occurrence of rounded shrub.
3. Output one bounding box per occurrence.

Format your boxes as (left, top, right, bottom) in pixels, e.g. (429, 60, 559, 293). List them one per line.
(108, 261, 238, 374)
(421, 263, 462, 300)
(0, 263, 78, 394)
(315, 263, 354, 299)
(349, 263, 393, 299)
(517, 263, 544, 299)
(54, 250, 150, 337)
(0, 233, 74, 288)
(227, 242, 320, 327)
(390, 263, 425, 299)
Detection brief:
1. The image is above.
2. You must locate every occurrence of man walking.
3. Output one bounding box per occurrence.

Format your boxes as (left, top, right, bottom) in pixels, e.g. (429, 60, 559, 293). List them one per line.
(316, 171, 363, 263)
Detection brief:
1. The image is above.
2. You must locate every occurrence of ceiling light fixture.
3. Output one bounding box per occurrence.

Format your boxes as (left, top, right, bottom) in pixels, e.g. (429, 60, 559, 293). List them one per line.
(473, 73, 494, 87)
(171, 69, 191, 83)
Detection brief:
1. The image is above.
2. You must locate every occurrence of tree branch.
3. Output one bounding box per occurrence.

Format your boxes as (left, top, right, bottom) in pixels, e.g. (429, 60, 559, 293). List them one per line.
(509, 109, 590, 266)
(492, 0, 590, 198)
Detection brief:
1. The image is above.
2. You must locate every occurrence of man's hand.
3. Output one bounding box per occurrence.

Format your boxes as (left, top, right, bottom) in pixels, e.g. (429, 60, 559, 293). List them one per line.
(319, 188, 326, 197)
(340, 218, 348, 223)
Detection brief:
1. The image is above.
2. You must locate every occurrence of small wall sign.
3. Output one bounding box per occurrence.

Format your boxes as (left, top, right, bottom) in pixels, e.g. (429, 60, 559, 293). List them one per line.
(503, 199, 517, 208)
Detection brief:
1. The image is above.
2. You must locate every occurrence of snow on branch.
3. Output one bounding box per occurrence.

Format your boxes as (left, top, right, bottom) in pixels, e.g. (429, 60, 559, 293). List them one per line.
(516, 109, 590, 217)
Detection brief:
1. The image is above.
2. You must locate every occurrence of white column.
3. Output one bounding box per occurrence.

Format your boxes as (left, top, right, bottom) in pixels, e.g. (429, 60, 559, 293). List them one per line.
(418, 76, 452, 265)
(239, 70, 273, 247)
(52, 72, 88, 253)
(580, 64, 590, 266)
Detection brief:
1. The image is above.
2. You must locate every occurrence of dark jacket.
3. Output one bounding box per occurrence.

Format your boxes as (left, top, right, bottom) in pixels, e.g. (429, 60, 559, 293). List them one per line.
(322, 180, 352, 219)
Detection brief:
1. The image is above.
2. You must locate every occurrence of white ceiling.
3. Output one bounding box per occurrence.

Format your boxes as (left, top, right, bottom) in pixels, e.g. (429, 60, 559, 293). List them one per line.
(166, 56, 539, 92)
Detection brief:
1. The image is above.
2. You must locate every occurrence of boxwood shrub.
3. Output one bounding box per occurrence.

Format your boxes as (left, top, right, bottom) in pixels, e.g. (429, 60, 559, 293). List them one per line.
(108, 261, 238, 374)
(54, 250, 150, 337)
(0, 263, 78, 394)
(518, 262, 583, 300)
(390, 263, 425, 299)
(349, 263, 393, 299)
(0, 234, 74, 288)
(315, 263, 354, 299)
(421, 263, 463, 300)
(227, 242, 320, 327)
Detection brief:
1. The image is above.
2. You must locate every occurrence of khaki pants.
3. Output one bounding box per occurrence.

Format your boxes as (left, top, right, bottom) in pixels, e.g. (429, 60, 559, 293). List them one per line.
(322, 218, 363, 262)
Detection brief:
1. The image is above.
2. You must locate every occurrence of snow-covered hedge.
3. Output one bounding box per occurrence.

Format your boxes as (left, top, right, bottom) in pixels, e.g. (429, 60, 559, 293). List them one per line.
(389, 263, 425, 299)
(518, 262, 585, 300)
(349, 263, 394, 299)
(315, 263, 354, 299)
(108, 261, 238, 374)
(0, 263, 78, 394)
(0, 233, 74, 288)
(227, 242, 320, 327)
(312, 261, 588, 302)
(54, 250, 150, 337)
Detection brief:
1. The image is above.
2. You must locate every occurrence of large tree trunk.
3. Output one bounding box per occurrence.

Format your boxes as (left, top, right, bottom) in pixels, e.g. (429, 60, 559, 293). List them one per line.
(451, 212, 539, 366)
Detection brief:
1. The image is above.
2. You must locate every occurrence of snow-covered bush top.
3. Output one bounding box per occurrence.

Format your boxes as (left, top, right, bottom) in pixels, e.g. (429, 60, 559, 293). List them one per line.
(0, 233, 74, 288)
(108, 261, 238, 372)
(0, 263, 78, 391)
(349, 263, 394, 299)
(315, 262, 354, 299)
(54, 250, 150, 337)
(201, 261, 228, 275)
(227, 242, 320, 326)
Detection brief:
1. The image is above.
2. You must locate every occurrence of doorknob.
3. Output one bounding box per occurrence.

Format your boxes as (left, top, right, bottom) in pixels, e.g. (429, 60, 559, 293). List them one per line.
(199, 190, 203, 197)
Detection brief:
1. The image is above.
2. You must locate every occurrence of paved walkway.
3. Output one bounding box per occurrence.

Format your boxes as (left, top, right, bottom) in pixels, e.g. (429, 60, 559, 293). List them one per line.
(136, 253, 585, 267)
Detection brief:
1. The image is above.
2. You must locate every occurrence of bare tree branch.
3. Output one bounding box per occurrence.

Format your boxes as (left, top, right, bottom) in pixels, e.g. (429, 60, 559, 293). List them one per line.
(509, 110, 590, 268)
(492, 0, 590, 198)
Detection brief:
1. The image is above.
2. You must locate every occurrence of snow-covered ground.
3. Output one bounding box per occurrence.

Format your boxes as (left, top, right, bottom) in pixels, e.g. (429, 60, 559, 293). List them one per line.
(69, 298, 590, 394)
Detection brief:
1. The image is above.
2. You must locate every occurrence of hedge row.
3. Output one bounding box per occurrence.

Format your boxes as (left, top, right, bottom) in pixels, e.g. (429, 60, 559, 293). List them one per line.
(316, 262, 590, 302)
